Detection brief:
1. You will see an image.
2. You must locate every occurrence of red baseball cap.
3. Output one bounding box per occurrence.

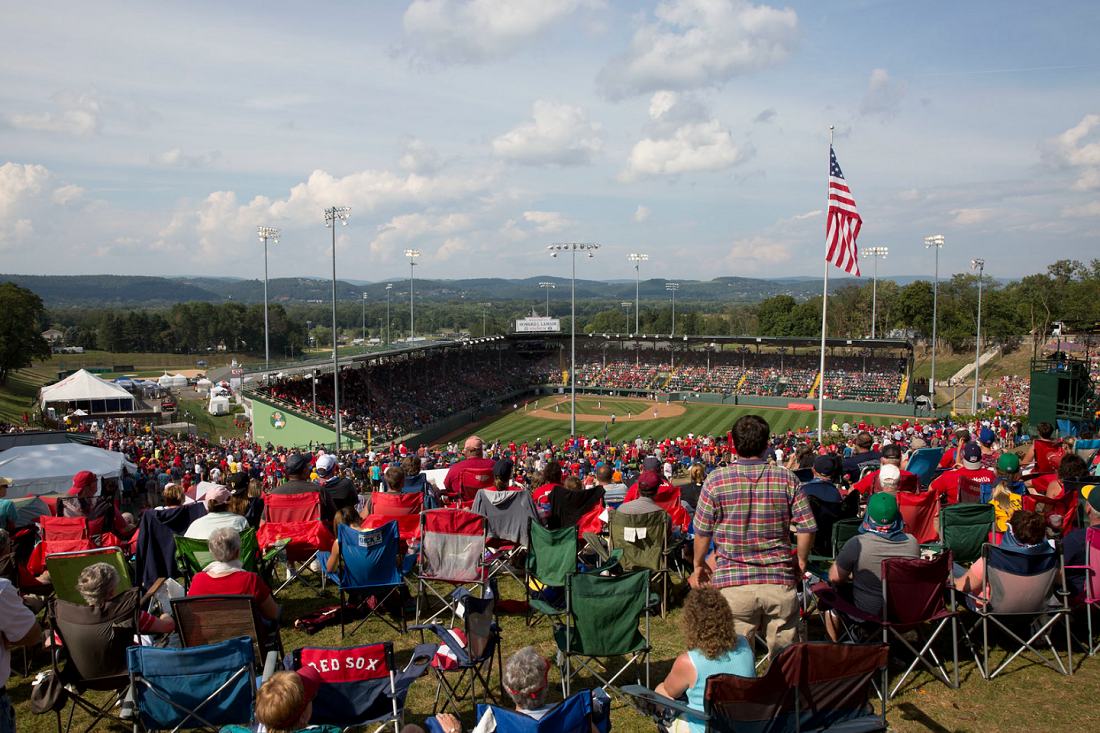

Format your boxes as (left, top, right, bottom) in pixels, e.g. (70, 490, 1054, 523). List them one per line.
(68, 470, 97, 496)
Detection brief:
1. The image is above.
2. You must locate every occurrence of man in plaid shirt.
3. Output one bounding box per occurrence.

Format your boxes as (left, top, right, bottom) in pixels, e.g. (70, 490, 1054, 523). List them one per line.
(690, 414, 817, 658)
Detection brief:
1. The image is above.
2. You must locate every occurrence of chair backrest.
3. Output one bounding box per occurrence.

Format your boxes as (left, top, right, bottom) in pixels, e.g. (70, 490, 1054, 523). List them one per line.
(460, 467, 495, 502)
(608, 509, 667, 572)
(1079, 526, 1100, 603)
(1034, 440, 1065, 474)
(58, 496, 113, 536)
(475, 691, 594, 733)
(897, 490, 939, 544)
(335, 521, 404, 590)
(548, 486, 605, 532)
(703, 642, 888, 733)
(881, 553, 953, 629)
(292, 643, 398, 727)
(983, 543, 1060, 614)
(807, 496, 842, 557)
(128, 636, 256, 731)
(1021, 490, 1078, 538)
(369, 490, 423, 516)
(171, 594, 265, 663)
(567, 569, 649, 657)
(40, 515, 89, 541)
(938, 504, 995, 565)
(461, 586, 499, 661)
(957, 476, 983, 504)
(51, 586, 140, 688)
(831, 518, 863, 557)
(858, 462, 881, 482)
(793, 468, 814, 483)
(907, 448, 945, 486)
(419, 508, 486, 583)
(527, 521, 578, 588)
(46, 546, 132, 604)
(263, 492, 321, 523)
(174, 528, 260, 580)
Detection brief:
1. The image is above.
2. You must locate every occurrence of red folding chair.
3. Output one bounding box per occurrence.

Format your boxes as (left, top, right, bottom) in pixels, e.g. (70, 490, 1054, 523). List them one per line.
(898, 489, 940, 544)
(262, 492, 322, 524)
(362, 491, 423, 544)
(415, 509, 488, 624)
(458, 468, 494, 503)
(956, 477, 983, 505)
(259, 493, 328, 597)
(620, 483, 690, 533)
(1022, 490, 1078, 538)
(40, 516, 89, 542)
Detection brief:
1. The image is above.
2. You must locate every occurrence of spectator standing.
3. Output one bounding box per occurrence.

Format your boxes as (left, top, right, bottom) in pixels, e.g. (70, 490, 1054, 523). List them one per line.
(0, 573, 40, 733)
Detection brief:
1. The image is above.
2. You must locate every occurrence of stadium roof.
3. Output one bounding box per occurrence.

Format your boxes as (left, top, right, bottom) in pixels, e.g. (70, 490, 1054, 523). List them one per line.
(507, 333, 912, 352)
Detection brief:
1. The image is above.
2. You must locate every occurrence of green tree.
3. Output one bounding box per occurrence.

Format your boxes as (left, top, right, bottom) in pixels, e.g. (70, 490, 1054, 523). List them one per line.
(0, 282, 52, 385)
(756, 295, 797, 336)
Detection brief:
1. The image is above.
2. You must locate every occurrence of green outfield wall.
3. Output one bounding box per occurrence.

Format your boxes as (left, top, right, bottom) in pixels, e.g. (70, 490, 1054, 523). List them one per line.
(249, 394, 364, 450)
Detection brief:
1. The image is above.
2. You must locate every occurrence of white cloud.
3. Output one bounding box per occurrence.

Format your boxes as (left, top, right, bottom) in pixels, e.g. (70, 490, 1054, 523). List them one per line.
(6, 90, 102, 136)
(1041, 113, 1100, 196)
(0, 162, 89, 248)
(632, 204, 652, 222)
(619, 92, 750, 181)
(397, 138, 441, 174)
(51, 184, 85, 204)
(403, 0, 604, 62)
(715, 209, 822, 274)
(523, 210, 574, 233)
(493, 101, 603, 166)
(151, 148, 222, 169)
(860, 68, 908, 117)
(950, 207, 996, 225)
(792, 210, 821, 220)
(1061, 201, 1100, 218)
(597, 0, 799, 98)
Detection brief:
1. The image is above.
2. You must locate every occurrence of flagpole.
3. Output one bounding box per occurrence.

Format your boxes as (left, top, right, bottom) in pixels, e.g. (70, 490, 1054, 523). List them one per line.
(817, 126, 833, 442)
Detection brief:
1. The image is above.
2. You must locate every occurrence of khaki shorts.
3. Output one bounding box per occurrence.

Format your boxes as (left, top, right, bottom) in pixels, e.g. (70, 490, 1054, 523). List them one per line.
(719, 583, 800, 660)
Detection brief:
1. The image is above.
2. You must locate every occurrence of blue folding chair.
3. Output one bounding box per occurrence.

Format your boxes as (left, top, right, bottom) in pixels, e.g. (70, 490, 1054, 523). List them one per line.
(906, 447, 945, 487)
(318, 521, 414, 636)
(126, 636, 271, 732)
(288, 641, 437, 733)
(423, 690, 611, 733)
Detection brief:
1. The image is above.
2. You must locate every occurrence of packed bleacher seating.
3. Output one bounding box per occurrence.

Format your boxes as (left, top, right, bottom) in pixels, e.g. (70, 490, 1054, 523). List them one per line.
(822, 356, 906, 402)
(994, 375, 1030, 415)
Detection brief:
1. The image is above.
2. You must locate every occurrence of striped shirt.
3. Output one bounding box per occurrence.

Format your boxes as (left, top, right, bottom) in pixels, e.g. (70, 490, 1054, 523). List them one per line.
(694, 459, 816, 588)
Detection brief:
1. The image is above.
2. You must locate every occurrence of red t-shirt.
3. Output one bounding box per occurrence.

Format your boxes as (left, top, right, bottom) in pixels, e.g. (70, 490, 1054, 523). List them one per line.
(188, 571, 271, 606)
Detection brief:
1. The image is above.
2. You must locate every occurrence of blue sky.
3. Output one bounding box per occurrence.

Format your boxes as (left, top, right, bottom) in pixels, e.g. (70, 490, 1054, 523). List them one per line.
(1, 0, 1097, 284)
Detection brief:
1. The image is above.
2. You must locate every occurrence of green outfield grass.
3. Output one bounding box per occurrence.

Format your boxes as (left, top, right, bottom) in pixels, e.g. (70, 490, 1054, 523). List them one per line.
(443, 396, 916, 446)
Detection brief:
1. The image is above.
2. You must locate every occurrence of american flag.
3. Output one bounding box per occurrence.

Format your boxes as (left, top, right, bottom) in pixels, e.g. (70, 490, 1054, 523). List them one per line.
(827, 146, 862, 276)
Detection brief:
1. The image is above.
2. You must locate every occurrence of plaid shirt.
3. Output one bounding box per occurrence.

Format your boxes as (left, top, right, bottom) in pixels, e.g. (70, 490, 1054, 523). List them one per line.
(694, 459, 817, 588)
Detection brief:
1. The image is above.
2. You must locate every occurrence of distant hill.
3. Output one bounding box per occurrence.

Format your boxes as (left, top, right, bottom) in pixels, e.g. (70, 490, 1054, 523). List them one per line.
(0, 274, 224, 307)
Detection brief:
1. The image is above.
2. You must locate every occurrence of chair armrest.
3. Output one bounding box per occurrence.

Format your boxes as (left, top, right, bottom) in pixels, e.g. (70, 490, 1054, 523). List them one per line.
(261, 650, 279, 683)
(529, 598, 566, 616)
(591, 548, 623, 575)
(621, 685, 708, 720)
(583, 532, 609, 562)
(140, 577, 166, 606)
(390, 642, 438, 698)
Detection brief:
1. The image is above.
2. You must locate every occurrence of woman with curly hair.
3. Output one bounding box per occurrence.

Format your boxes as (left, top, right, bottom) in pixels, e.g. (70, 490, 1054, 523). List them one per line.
(654, 586, 755, 732)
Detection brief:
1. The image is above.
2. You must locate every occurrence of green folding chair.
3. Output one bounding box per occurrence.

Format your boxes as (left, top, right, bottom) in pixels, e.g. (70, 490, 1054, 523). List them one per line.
(832, 517, 863, 557)
(607, 509, 681, 618)
(526, 521, 579, 627)
(174, 528, 261, 587)
(46, 546, 132, 604)
(933, 504, 995, 565)
(554, 569, 653, 715)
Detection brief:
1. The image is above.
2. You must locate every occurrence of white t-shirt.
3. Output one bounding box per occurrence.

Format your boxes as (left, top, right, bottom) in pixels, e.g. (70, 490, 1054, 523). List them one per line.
(183, 511, 249, 540)
(0, 577, 37, 686)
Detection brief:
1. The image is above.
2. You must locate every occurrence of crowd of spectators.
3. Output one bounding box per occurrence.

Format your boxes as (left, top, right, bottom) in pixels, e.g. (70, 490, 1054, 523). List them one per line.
(994, 375, 1030, 415)
(822, 357, 906, 402)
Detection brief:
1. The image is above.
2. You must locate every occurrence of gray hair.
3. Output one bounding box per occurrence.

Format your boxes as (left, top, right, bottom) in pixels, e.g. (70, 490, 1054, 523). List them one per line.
(208, 527, 241, 563)
(501, 646, 549, 710)
(77, 562, 119, 605)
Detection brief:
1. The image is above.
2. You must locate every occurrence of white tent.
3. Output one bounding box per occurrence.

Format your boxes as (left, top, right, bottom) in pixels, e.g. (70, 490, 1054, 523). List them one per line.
(171, 373, 189, 387)
(195, 378, 213, 393)
(39, 369, 136, 414)
(208, 396, 230, 415)
(0, 443, 138, 499)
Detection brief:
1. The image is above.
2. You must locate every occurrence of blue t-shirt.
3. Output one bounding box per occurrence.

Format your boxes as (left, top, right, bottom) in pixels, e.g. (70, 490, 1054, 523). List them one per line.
(800, 479, 842, 503)
(684, 637, 755, 733)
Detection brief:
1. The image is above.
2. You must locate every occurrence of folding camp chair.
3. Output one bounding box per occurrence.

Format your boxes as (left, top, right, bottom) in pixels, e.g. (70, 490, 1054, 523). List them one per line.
(412, 582, 503, 717)
(527, 520, 622, 628)
(897, 490, 939, 544)
(127, 636, 272, 733)
(1067, 526, 1100, 655)
(41, 515, 90, 541)
(1022, 490, 1078, 538)
(548, 486, 605, 534)
(961, 542, 1073, 679)
(618, 483, 692, 534)
(906, 447, 945, 488)
(173, 528, 261, 588)
(362, 490, 423, 545)
(462, 690, 611, 733)
(171, 594, 282, 667)
(416, 508, 489, 624)
(457, 466, 495, 503)
(956, 476, 983, 504)
(46, 546, 132, 604)
(317, 521, 412, 636)
(606, 508, 679, 618)
(555, 569, 653, 714)
(811, 552, 959, 699)
(257, 492, 332, 597)
(472, 488, 540, 589)
(934, 503, 996, 565)
(624, 642, 889, 733)
(49, 586, 141, 733)
(289, 641, 437, 733)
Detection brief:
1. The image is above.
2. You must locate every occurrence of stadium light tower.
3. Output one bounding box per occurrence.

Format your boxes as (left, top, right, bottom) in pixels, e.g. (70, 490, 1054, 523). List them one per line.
(385, 284, 393, 347)
(257, 226, 279, 371)
(479, 302, 491, 336)
(325, 206, 350, 452)
(971, 258, 985, 414)
(538, 281, 555, 316)
(361, 292, 368, 351)
(405, 249, 420, 339)
(925, 235, 944, 408)
(628, 253, 648, 334)
(621, 301, 633, 332)
(549, 242, 600, 437)
(861, 246, 888, 338)
(666, 282, 680, 336)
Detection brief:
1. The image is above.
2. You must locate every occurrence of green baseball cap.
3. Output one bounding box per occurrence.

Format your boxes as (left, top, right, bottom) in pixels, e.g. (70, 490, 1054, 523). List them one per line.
(867, 492, 898, 524)
(997, 452, 1020, 474)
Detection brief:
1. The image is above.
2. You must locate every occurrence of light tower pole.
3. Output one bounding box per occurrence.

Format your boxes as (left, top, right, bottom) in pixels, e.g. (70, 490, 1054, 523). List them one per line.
(385, 284, 392, 347)
(548, 242, 600, 437)
(257, 226, 279, 370)
(325, 206, 350, 451)
(361, 292, 368, 352)
(405, 249, 420, 339)
(860, 246, 888, 338)
(621, 301, 633, 332)
(925, 235, 944, 408)
(971, 258, 985, 414)
(666, 282, 680, 336)
(479, 302, 491, 336)
(628, 253, 648, 334)
(538, 281, 555, 316)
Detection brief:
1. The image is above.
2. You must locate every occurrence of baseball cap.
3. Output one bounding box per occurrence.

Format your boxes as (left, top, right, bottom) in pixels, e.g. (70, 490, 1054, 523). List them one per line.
(979, 428, 995, 445)
(961, 443, 983, 469)
(493, 458, 514, 481)
(227, 472, 250, 496)
(881, 443, 902, 460)
(285, 453, 311, 476)
(867, 492, 899, 524)
(1082, 484, 1100, 514)
(315, 454, 337, 475)
(0, 477, 11, 489)
(642, 456, 661, 472)
(68, 470, 97, 496)
(879, 464, 901, 485)
(997, 452, 1021, 474)
(813, 455, 836, 475)
(638, 470, 661, 490)
(910, 436, 927, 450)
(465, 436, 484, 451)
(205, 485, 231, 506)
